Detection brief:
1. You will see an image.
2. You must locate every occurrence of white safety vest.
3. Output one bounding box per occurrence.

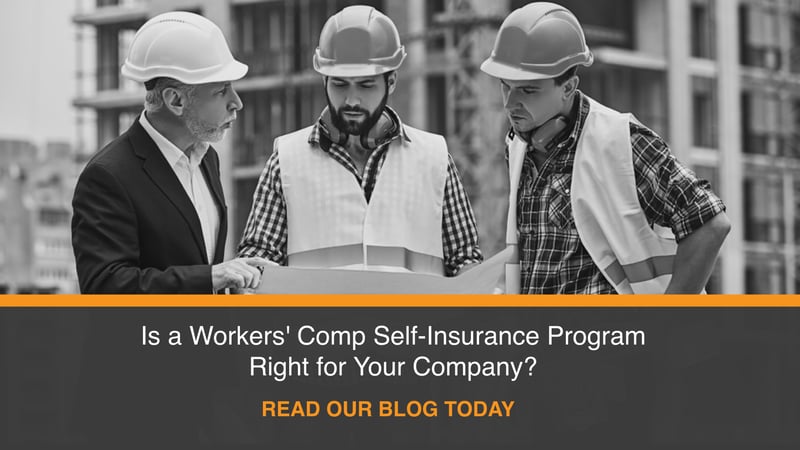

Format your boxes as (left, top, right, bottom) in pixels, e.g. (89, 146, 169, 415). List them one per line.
(277, 125, 449, 275)
(505, 97, 678, 294)
(504, 136, 527, 295)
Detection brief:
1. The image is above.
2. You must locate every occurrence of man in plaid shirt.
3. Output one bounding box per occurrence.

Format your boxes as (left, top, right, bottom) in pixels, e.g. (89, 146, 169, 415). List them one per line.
(238, 5, 482, 277)
(481, 3, 730, 294)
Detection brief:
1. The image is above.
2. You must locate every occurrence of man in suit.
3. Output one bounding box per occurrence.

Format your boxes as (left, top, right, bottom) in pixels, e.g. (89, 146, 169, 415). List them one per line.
(72, 11, 269, 293)
(70, 12, 269, 444)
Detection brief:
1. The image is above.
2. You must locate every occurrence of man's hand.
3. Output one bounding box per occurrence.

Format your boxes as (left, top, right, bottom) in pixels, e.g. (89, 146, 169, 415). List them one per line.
(211, 257, 273, 291)
(232, 259, 281, 294)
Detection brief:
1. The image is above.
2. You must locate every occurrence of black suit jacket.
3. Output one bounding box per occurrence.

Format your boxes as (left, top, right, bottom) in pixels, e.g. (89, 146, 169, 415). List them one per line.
(70, 119, 238, 444)
(72, 118, 227, 293)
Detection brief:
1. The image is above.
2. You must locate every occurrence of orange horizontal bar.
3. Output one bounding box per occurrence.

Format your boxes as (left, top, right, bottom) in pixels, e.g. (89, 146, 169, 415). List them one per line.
(0, 294, 799, 307)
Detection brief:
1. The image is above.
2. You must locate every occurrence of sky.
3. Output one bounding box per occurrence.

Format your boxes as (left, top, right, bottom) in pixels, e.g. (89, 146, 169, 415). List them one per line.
(0, 0, 77, 147)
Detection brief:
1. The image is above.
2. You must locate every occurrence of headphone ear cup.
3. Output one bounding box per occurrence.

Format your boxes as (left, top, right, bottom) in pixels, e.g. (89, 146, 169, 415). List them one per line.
(321, 107, 348, 146)
(331, 125, 348, 147)
(530, 115, 568, 151)
(359, 134, 375, 150)
(360, 111, 396, 150)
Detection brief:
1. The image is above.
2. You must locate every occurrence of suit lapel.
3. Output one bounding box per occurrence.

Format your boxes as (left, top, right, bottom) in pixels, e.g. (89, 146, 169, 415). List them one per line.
(201, 151, 228, 264)
(128, 120, 209, 264)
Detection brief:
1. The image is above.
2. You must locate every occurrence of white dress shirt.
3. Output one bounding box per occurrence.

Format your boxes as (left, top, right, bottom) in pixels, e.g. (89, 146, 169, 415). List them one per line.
(139, 112, 220, 263)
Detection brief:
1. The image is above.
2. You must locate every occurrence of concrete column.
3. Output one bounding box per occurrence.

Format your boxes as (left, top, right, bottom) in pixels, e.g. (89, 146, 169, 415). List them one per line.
(406, 0, 427, 129)
(783, 172, 795, 292)
(666, 0, 692, 163)
(634, 0, 666, 56)
(717, 0, 745, 294)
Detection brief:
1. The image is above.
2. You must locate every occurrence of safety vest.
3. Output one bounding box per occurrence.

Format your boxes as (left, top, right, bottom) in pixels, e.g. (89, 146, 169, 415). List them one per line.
(572, 97, 677, 293)
(504, 136, 527, 294)
(276, 124, 449, 275)
(505, 97, 678, 294)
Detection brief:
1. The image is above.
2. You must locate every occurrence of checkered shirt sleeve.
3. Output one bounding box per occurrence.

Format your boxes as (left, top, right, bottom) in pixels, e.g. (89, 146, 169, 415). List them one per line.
(237, 150, 288, 264)
(629, 124, 726, 241)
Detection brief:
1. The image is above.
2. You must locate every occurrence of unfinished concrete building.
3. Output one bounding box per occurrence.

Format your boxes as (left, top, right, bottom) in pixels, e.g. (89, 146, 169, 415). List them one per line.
(72, 0, 800, 293)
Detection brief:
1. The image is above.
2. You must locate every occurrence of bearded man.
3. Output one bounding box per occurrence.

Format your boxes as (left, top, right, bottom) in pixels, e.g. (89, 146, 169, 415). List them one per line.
(238, 5, 482, 277)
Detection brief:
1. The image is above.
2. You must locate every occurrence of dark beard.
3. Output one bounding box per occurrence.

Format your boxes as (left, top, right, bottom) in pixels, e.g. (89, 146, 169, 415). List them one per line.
(326, 85, 389, 136)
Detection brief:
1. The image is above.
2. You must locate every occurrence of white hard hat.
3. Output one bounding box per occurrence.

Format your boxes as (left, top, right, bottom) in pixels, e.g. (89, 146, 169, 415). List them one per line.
(121, 11, 248, 85)
(313, 6, 406, 77)
(481, 2, 593, 81)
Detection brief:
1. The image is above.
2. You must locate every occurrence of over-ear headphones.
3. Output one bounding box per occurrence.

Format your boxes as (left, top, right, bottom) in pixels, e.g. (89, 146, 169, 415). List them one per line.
(530, 115, 568, 152)
(320, 106, 397, 151)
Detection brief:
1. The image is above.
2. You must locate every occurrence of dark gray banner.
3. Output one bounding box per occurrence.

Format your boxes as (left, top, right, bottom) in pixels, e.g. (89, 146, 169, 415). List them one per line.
(1, 307, 798, 449)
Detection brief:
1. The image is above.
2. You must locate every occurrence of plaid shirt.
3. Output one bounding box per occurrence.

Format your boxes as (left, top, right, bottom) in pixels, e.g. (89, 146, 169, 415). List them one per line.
(238, 107, 483, 276)
(512, 92, 726, 294)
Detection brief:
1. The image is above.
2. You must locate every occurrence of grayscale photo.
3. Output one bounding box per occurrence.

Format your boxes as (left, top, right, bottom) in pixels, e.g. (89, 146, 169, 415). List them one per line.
(2, 2, 800, 449)
(3, 0, 780, 294)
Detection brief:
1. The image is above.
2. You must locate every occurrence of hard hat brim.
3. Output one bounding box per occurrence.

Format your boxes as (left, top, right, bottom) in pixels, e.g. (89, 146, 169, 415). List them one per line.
(122, 59, 249, 85)
(202, 59, 249, 84)
(481, 59, 565, 81)
(312, 47, 406, 78)
(314, 64, 399, 78)
(313, 46, 406, 78)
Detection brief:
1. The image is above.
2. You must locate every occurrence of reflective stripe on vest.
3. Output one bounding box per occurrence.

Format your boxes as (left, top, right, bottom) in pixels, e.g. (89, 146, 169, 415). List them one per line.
(288, 244, 445, 276)
(501, 135, 529, 294)
(604, 255, 675, 285)
(503, 244, 521, 295)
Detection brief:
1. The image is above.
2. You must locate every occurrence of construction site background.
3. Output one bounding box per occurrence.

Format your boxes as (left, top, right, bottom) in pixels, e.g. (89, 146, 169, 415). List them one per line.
(2, 0, 800, 294)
